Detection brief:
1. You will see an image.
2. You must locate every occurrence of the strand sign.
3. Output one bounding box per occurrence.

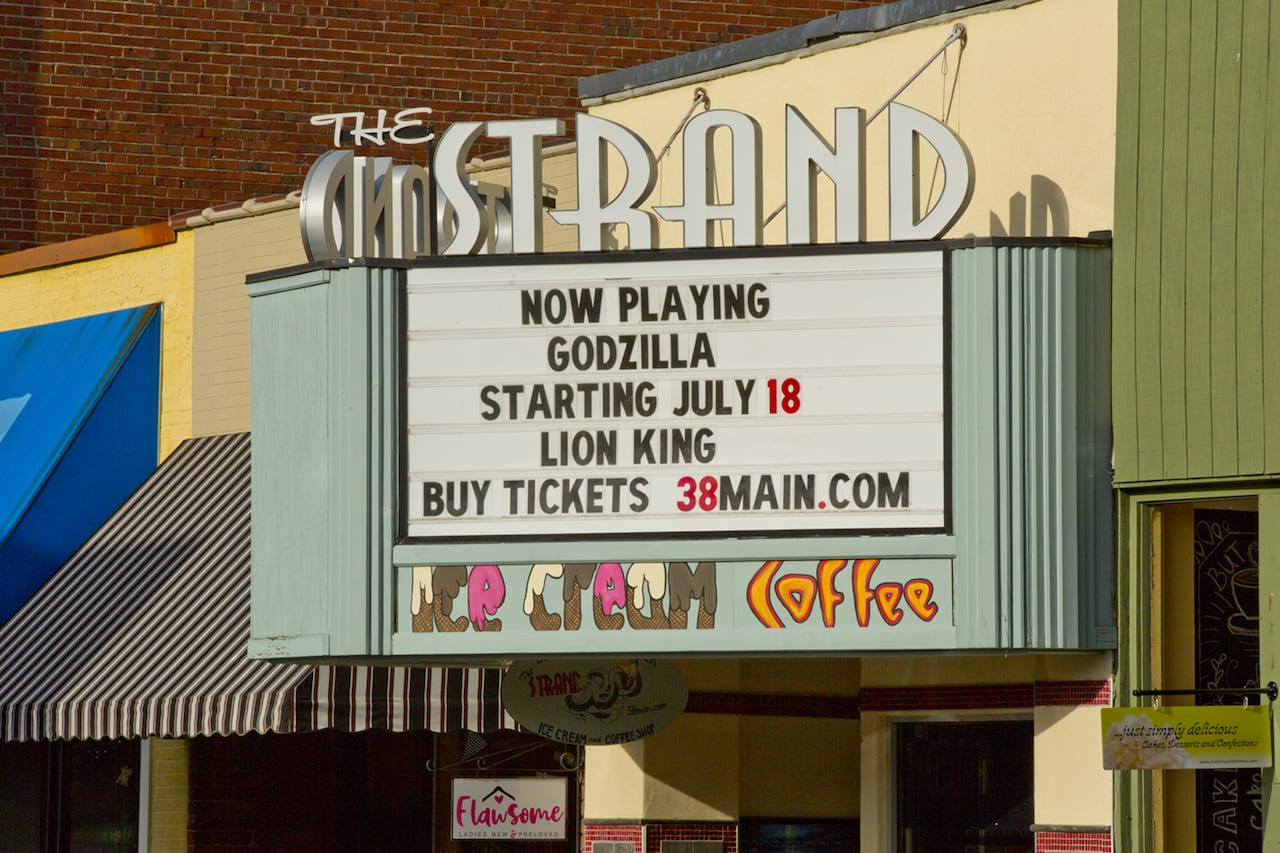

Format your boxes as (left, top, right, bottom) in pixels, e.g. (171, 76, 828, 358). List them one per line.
(300, 103, 972, 258)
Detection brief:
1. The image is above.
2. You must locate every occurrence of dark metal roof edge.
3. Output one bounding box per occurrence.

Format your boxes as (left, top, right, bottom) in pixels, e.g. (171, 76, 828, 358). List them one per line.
(579, 0, 1003, 101)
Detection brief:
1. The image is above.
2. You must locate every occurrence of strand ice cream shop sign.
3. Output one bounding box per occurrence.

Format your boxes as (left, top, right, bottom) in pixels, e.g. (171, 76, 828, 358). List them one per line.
(501, 658, 688, 745)
(451, 777, 567, 840)
(299, 103, 973, 258)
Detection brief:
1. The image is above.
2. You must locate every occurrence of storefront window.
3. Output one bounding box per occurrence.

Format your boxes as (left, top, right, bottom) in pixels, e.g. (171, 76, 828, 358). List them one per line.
(56, 739, 141, 851)
(0, 739, 141, 851)
(895, 720, 1033, 853)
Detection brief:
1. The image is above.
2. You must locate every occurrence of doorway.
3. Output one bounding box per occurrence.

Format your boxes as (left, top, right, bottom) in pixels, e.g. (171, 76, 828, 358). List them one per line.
(895, 720, 1034, 853)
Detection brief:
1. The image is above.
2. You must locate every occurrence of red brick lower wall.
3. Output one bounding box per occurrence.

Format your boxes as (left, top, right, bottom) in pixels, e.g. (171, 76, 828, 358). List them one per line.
(1035, 829, 1112, 852)
(645, 822, 737, 852)
(583, 822, 642, 851)
(584, 821, 1110, 853)
(582, 822, 738, 853)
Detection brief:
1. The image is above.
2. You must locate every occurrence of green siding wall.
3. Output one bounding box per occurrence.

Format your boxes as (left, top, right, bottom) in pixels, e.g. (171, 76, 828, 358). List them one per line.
(1114, 0, 1280, 485)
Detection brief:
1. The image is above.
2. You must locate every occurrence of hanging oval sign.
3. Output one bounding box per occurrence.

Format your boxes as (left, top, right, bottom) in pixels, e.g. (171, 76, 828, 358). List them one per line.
(501, 658, 688, 746)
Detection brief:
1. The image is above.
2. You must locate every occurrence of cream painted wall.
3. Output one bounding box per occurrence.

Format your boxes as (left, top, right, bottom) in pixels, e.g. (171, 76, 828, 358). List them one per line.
(0, 233, 195, 459)
(1034, 705, 1111, 825)
(862, 652, 1112, 688)
(740, 716, 860, 818)
(191, 210, 307, 436)
(583, 0, 1115, 248)
(584, 658, 860, 821)
(146, 738, 189, 853)
(584, 741, 650, 819)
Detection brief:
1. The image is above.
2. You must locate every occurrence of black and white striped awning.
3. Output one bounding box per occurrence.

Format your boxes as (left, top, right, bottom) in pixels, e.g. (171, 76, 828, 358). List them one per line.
(0, 432, 515, 742)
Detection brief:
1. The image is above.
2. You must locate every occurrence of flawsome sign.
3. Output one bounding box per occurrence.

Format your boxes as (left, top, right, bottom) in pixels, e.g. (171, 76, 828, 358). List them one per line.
(404, 249, 946, 539)
(451, 777, 567, 840)
(300, 103, 972, 258)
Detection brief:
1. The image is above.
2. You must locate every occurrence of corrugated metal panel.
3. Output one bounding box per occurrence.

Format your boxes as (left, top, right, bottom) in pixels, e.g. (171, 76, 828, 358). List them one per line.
(0, 305, 161, 621)
(0, 432, 515, 741)
(951, 243, 1112, 649)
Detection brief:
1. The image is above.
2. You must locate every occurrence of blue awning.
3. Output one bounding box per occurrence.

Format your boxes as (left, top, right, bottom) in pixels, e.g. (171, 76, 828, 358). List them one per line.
(0, 305, 161, 621)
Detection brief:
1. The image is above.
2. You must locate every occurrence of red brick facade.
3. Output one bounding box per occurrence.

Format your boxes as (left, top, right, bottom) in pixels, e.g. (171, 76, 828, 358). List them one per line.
(0, 0, 883, 252)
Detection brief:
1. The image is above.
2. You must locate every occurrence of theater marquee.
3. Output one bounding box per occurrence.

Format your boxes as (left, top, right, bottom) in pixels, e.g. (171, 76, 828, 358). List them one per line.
(404, 248, 948, 540)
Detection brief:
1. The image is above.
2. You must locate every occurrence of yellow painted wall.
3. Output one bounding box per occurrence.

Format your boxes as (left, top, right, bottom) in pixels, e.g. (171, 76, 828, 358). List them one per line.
(862, 652, 1111, 688)
(740, 715, 860, 818)
(0, 233, 195, 460)
(146, 738, 189, 853)
(191, 209, 307, 436)
(1034, 705, 1111, 825)
(584, 0, 1115, 248)
(584, 658, 859, 821)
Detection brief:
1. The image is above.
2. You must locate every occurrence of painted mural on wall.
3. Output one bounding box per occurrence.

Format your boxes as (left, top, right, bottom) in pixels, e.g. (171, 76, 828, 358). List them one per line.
(400, 557, 951, 656)
(1195, 509, 1261, 852)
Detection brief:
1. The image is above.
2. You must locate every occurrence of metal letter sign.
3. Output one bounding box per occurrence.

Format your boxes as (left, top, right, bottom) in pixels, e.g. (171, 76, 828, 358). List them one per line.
(300, 105, 972, 258)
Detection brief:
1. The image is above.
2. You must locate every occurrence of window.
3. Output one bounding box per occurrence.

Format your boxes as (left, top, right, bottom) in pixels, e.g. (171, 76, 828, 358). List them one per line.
(896, 720, 1033, 853)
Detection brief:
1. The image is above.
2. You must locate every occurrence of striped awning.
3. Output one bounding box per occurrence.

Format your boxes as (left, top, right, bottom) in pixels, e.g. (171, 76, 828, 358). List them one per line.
(0, 432, 515, 742)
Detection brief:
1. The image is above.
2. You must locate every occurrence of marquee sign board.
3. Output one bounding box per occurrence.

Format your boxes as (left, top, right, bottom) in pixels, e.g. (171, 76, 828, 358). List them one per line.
(403, 248, 948, 541)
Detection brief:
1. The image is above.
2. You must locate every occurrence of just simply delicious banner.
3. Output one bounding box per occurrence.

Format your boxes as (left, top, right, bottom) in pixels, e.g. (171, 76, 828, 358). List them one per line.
(1101, 705, 1273, 770)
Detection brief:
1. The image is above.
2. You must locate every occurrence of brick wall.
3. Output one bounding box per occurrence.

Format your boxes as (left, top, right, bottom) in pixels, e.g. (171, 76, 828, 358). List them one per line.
(0, 0, 883, 253)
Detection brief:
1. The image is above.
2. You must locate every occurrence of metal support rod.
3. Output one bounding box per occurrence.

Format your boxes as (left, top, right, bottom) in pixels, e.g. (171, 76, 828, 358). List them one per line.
(656, 87, 709, 163)
(761, 23, 967, 229)
(867, 23, 967, 124)
(1132, 682, 1279, 702)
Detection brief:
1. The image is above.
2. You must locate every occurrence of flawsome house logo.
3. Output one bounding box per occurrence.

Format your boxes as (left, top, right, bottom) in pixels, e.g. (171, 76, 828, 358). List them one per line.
(451, 777, 568, 840)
